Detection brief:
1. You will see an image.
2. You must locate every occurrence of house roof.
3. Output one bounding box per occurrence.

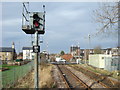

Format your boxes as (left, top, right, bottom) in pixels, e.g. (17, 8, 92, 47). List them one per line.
(0, 47, 15, 52)
(22, 47, 32, 50)
(61, 54, 73, 61)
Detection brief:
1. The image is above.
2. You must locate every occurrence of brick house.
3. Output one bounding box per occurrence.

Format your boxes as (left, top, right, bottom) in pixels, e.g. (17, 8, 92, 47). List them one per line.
(70, 45, 80, 59)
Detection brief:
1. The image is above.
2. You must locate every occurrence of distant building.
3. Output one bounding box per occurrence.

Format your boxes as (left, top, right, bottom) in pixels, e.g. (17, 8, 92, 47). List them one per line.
(49, 54, 56, 62)
(61, 54, 73, 61)
(84, 49, 94, 60)
(40, 50, 50, 62)
(80, 49, 94, 60)
(42, 50, 48, 54)
(0, 42, 16, 61)
(17, 52, 23, 59)
(41, 50, 49, 60)
(101, 49, 107, 54)
(22, 47, 34, 60)
(80, 47, 119, 60)
(111, 47, 119, 55)
(101, 48, 112, 55)
(70, 45, 80, 59)
(101, 47, 119, 55)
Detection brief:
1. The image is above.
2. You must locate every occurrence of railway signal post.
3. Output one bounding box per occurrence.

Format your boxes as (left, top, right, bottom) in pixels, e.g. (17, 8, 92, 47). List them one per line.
(22, 3, 45, 89)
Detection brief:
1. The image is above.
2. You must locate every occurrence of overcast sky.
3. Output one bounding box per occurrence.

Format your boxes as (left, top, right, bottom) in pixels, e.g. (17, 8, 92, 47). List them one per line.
(1, 2, 118, 54)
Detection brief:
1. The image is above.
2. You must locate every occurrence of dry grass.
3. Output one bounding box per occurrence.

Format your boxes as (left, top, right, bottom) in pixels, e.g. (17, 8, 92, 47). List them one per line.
(81, 64, 111, 75)
(14, 70, 34, 88)
(14, 64, 54, 88)
(111, 71, 120, 80)
(40, 64, 55, 88)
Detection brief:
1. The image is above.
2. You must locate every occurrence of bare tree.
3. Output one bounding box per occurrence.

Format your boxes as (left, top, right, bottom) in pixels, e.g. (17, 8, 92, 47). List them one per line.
(93, 2, 119, 35)
(94, 46, 101, 54)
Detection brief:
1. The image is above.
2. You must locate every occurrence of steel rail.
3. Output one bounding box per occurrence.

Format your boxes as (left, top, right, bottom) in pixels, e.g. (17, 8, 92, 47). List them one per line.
(57, 65, 70, 89)
(63, 65, 92, 90)
(57, 65, 92, 89)
(70, 65, 112, 88)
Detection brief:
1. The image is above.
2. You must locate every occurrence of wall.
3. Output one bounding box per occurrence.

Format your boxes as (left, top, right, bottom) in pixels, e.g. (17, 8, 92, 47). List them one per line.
(0, 52, 12, 60)
(89, 54, 112, 68)
(104, 56, 120, 71)
(23, 50, 34, 60)
(89, 54, 100, 68)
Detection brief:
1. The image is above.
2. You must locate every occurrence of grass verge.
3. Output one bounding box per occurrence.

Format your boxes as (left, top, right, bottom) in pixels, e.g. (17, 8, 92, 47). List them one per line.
(70, 64, 120, 80)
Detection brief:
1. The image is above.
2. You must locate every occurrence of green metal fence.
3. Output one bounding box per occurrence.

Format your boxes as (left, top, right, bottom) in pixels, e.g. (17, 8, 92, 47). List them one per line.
(1, 61, 34, 88)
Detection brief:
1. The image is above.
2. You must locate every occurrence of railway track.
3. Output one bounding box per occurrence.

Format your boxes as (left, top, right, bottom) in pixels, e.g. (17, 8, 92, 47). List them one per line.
(57, 65, 91, 89)
(69, 65, 120, 88)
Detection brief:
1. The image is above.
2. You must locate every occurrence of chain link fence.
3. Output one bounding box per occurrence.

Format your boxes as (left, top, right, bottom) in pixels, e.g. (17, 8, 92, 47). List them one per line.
(1, 61, 34, 88)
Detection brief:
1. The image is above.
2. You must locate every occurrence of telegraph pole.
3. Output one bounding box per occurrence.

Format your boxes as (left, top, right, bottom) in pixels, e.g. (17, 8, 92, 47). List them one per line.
(84, 34, 91, 64)
(88, 34, 91, 64)
(88, 34, 91, 53)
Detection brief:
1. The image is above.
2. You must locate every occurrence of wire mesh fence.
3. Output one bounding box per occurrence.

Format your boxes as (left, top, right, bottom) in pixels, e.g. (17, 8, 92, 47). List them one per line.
(1, 61, 34, 88)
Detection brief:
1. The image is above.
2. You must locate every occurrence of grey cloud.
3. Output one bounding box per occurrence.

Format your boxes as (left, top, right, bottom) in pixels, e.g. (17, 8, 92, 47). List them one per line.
(2, 2, 117, 53)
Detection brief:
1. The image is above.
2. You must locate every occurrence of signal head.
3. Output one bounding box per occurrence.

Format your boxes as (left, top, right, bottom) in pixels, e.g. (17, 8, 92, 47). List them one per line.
(33, 14, 39, 20)
(33, 13, 40, 28)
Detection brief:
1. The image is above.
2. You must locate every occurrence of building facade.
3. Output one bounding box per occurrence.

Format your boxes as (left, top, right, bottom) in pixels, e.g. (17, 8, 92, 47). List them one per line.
(0, 42, 16, 61)
(104, 55, 120, 71)
(22, 47, 34, 60)
(70, 45, 80, 59)
(89, 54, 112, 69)
(89, 54, 120, 71)
(80, 47, 119, 60)
(80, 49, 94, 61)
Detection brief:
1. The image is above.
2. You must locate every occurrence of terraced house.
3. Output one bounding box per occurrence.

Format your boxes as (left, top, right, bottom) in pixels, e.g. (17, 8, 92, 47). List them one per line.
(0, 42, 16, 61)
